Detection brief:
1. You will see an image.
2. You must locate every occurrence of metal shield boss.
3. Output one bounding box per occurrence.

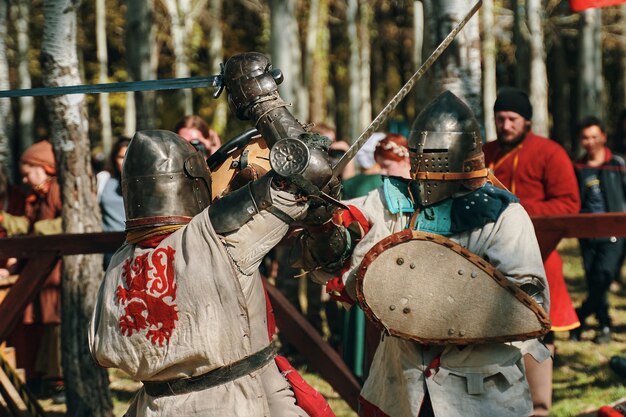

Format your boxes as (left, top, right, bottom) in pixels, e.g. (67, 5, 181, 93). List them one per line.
(356, 230, 551, 344)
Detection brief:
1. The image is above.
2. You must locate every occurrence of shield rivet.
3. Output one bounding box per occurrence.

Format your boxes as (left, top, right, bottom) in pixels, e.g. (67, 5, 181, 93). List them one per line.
(396, 258, 405, 265)
(403, 307, 411, 314)
(389, 305, 396, 311)
(471, 271, 478, 278)
(448, 328, 455, 335)
(459, 330, 466, 336)
(457, 269, 464, 275)
(410, 263, 416, 269)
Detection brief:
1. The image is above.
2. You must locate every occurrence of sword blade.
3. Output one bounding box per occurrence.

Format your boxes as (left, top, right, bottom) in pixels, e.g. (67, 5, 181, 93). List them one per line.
(0, 75, 222, 98)
(332, 0, 483, 176)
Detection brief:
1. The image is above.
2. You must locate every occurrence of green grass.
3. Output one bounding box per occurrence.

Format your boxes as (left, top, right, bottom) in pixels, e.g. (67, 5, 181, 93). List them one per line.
(40, 239, 626, 416)
(551, 239, 626, 417)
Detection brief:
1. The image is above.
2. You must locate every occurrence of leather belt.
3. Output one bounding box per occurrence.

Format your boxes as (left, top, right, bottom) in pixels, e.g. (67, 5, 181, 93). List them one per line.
(142, 341, 279, 398)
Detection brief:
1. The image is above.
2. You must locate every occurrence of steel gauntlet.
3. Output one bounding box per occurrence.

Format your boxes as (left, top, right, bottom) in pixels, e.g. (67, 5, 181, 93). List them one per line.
(221, 52, 305, 149)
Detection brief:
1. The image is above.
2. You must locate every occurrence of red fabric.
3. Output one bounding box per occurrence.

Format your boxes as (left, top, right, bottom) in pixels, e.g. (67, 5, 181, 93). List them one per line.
(262, 279, 277, 339)
(570, 0, 626, 11)
(484, 133, 581, 331)
(325, 205, 371, 304)
(544, 251, 580, 330)
(261, 280, 332, 416)
(483, 133, 580, 217)
(22, 177, 63, 325)
(597, 405, 626, 417)
(274, 355, 336, 417)
(359, 396, 391, 417)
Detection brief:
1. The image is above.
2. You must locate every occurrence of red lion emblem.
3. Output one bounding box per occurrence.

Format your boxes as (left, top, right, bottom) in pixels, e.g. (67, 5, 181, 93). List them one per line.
(116, 246, 178, 346)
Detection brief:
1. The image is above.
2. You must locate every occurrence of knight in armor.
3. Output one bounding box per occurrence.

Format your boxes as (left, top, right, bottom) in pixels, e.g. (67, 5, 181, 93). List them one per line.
(303, 91, 551, 417)
(89, 52, 337, 417)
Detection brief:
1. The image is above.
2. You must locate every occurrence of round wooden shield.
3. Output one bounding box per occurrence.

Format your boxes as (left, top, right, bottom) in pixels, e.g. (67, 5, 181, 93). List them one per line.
(356, 229, 551, 344)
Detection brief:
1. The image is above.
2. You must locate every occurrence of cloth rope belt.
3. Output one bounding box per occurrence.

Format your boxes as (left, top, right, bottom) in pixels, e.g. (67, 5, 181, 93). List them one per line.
(142, 341, 279, 398)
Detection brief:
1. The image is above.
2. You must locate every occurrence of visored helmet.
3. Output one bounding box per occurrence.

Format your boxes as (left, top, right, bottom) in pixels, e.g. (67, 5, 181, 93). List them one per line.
(408, 91, 488, 207)
(122, 130, 212, 231)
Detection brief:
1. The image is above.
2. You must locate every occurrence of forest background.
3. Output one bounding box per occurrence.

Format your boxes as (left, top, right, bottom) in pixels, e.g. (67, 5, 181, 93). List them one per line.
(1, 0, 626, 416)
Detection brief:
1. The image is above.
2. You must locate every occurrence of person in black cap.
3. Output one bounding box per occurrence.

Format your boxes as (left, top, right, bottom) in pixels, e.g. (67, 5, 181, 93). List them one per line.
(483, 87, 581, 417)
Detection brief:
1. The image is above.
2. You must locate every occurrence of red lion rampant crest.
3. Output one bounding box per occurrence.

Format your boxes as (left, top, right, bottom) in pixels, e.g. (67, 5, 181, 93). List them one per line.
(116, 246, 178, 346)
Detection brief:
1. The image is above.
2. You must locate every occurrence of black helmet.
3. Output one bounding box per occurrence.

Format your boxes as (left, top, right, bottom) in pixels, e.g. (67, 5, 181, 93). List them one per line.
(122, 130, 212, 230)
(408, 91, 487, 206)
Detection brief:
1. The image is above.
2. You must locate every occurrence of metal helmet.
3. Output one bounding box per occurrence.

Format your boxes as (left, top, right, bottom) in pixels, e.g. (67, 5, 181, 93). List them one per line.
(408, 91, 488, 207)
(122, 130, 212, 231)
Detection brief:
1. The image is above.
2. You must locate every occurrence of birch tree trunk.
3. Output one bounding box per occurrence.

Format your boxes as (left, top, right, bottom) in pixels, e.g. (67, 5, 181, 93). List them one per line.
(14, 0, 34, 155)
(413, 1, 426, 114)
(208, 0, 227, 133)
(163, 0, 209, 116)
(527, 0, 549, 136)
(0, 0, 12, 172)
(358, 0, 372, 133)
(126, 0, 157, 131)
(41, 1, 112, 415)
(270, 0, 308, 120)
(96, 0, 112, 155)
(304, 0, 323, 122)
(513, 0, 530, 89)
(422, 0, 482, 123)
(481, 0, 497, 141)
(577, 8, 603, 122)
(622, 4, 626, 109)
(347, 0, 370, 142)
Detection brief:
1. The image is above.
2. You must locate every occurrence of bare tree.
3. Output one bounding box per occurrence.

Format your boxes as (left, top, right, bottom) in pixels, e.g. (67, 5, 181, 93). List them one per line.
(622, 4, 626, 109)
(422, 1, 482, 122)
(513, 0, 530, 89)
(577, 8, 603, 122)
(0, 0, 12, 175)
(13, 0, 34, 155)
(162, 0, 209, 116)
(413, 0, 426, 115)
(527, 0, 549, 136)
(96, 0, 112, 155)
(270, 0, 308, 121)
(41, 0, 112, 415)
(481, 0, 497, 141)
(208, 0, 227, 133)
(347, 0, 372, 142)
(126, 0, 157, 131)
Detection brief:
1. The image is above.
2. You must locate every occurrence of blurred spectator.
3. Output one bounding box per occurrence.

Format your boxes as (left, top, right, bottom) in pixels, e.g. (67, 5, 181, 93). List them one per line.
(374, 133, 410, 179)
(483, 87, 581, 417)
(342, 132, 385, 199)
(611, 109, 626, 291)
(311, 122, 355, 180)
(99, 136, 130, 268)
(0, 166, 26, 278)
(7, 140, 64, 402)
(175, 115, 221, 157)
(571, 117, 626, 344)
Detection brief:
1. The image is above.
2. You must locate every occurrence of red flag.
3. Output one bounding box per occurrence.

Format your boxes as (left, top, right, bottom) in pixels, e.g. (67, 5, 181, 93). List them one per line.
(570, 0, 626, 11)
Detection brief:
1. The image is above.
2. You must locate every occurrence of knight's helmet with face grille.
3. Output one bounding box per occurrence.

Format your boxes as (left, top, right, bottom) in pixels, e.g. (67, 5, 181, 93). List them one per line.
(122, 130, 212, 231)
(408, 91, 489, 207)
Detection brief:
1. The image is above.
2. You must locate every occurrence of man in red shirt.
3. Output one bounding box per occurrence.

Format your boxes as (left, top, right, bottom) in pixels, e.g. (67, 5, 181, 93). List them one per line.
(483, 87, 581, 417)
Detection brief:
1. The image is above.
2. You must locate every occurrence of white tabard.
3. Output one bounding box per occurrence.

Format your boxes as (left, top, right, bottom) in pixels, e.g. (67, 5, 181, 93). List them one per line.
(89, 189, 309, 417)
